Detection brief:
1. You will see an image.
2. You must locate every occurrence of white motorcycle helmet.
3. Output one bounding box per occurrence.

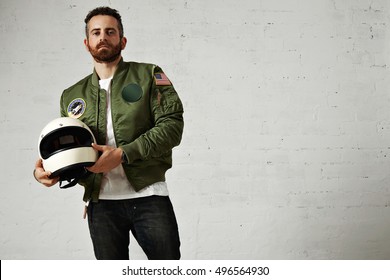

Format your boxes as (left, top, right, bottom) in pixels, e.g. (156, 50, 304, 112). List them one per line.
(38, 117, 98, 188)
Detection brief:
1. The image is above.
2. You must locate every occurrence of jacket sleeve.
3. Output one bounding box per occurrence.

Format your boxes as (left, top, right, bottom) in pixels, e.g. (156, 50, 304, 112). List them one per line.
(122, 66, 184, 163)
(60, 93, 67, 117)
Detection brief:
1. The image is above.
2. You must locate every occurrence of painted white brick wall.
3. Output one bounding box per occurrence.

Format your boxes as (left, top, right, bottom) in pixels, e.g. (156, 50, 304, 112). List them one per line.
(0, 0, 389, 259)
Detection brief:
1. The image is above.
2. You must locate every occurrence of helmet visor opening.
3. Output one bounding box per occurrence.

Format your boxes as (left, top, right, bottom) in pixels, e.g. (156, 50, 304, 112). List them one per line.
(40, 126, 94, 159)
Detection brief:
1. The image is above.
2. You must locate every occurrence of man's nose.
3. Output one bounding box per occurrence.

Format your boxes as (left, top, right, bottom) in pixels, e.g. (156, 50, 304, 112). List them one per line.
(99, 33, 108, 41)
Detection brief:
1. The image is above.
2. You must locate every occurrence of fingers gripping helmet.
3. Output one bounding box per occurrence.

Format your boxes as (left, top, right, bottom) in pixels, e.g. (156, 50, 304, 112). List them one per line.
(38, 117, 98, 188)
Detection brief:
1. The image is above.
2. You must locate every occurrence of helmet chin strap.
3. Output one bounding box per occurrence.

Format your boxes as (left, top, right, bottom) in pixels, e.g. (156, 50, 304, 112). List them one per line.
(59, 178, 80, 189)
(59, 168, 89, 189)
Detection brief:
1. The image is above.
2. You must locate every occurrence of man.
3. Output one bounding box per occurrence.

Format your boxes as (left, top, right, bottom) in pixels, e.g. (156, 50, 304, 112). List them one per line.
(33, 6, 184, 260)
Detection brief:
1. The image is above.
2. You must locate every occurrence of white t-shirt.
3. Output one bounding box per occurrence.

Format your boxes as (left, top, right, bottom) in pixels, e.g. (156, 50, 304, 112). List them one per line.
(98, 77, 169, 200)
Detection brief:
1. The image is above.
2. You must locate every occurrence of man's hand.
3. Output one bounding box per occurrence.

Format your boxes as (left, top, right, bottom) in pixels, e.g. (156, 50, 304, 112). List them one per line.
(34, 159, 59, 187)
(86, 143, 123, 174)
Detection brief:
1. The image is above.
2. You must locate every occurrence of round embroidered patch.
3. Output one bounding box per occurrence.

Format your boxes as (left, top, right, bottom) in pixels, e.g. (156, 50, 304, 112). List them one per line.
(67, 98, 86, 119)
(122, 83, 143, 103)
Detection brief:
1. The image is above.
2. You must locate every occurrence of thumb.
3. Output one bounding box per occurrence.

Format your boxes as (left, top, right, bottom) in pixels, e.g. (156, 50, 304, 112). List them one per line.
(91, 143, 104, 151)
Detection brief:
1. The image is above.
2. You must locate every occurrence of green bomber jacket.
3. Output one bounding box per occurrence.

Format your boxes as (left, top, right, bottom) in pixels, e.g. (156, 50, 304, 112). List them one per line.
(60, 59, 184, 202)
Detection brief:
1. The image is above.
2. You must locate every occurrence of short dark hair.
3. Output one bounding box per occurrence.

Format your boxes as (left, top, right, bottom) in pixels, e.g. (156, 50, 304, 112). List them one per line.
(84, 6, 124, 38)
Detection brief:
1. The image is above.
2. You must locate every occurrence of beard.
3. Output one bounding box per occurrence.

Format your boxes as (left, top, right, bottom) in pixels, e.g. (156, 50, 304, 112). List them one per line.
(87, 40, 122, 63)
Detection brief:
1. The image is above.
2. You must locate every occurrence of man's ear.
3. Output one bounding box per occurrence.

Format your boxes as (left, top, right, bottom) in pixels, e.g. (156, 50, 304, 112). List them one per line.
(84, 38, 89, 51)
(121, 37, 127, 50)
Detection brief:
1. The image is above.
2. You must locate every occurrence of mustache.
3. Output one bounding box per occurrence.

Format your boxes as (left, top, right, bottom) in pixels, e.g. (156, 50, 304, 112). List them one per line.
(96, 41, 112, 48)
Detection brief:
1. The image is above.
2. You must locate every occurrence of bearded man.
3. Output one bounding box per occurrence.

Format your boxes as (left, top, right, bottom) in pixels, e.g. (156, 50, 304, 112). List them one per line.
(33, 6, 184, 260)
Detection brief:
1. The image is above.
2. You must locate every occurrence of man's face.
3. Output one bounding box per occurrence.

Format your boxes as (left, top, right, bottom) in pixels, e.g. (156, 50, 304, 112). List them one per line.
(84, 15, 126, 63)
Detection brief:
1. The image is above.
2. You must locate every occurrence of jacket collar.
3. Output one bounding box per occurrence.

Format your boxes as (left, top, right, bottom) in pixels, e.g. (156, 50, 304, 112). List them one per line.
(91, 58, 126, 87)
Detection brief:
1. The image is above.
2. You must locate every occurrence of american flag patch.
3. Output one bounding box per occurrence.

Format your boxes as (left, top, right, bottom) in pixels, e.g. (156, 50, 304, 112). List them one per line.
(154, 73, 171, 86)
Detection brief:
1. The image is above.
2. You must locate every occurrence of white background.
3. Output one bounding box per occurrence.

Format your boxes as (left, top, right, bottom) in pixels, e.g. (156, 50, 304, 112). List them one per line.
(1, 0, 390, 259)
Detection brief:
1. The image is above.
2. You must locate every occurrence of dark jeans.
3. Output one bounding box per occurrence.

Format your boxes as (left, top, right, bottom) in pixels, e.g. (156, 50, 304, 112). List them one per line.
(87, 195, 181, 260)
